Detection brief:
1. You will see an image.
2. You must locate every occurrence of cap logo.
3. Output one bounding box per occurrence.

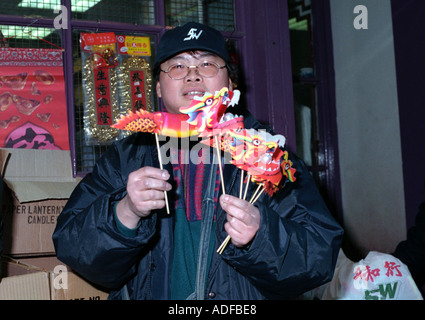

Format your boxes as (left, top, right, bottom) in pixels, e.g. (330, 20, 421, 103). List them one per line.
(183, 28, 203, 41)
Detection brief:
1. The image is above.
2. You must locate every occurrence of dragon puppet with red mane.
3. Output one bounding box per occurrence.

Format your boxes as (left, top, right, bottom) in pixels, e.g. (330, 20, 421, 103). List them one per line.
(217, 128, 297, 196)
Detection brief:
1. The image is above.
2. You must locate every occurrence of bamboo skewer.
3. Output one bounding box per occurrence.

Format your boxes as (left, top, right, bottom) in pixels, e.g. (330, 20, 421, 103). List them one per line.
(218, 170, 243, 255)
(155, 133, 170, 214)
(215, 135, 226, 195)
(217, 234, 231, 254)
(243, 174, 251, 200)
(250, 186, 265, 204)
(239, 170, 244, 199)
(249, 183, 264, 204)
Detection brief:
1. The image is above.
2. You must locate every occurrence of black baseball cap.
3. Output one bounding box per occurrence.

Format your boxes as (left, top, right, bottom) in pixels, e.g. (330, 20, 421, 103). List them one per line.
(154, 22, 230, 68)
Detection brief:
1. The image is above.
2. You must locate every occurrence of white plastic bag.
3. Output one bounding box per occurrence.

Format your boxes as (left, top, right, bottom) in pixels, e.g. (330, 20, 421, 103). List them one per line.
(321, 250, 423, 300)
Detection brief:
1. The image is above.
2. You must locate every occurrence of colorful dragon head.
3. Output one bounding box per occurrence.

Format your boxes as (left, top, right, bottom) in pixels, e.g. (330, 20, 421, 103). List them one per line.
(221, 128, 295, 195)
(228, 129, 285, 177)
(179, 87, 243, 137)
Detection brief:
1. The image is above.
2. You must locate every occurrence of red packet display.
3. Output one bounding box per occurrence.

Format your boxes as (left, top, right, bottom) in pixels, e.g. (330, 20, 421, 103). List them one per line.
(0, 48, 69, 150)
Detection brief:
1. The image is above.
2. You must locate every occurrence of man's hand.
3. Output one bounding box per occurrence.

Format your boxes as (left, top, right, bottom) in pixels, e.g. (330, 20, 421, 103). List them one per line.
(219, 195, 261, 248)
(116, 167, 172, 228)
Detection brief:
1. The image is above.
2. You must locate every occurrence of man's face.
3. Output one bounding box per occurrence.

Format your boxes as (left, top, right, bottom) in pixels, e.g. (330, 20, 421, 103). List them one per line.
(156, 51, 233, 114)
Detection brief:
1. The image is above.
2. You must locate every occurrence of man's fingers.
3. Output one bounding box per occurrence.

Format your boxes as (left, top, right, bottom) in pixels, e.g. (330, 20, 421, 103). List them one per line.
(136, 188, 169, 201)
(141, 177, 172, 191)
(129, 167, 172, 192)
(131, 167, 170, 182)
(220, 195, 256, 221)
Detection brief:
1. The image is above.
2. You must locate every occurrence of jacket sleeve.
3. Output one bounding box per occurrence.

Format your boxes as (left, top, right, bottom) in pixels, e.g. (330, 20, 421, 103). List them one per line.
(52, 136, 158, 289)
(222, 154, 344, 299)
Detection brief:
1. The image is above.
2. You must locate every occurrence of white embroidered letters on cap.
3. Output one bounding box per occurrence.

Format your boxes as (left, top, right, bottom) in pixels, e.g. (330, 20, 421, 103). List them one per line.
(184, 28, 203, 41)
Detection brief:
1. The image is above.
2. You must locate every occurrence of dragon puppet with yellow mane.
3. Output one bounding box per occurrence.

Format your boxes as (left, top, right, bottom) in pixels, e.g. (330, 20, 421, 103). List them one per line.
(112, 87, 243, 138)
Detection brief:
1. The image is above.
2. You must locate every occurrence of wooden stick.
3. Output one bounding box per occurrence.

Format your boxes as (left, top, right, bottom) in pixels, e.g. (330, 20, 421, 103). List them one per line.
(249, 183, 263, 204)
(250, 186, 265, 204)
(215, 134, 227, 254)
(214, 135, 226, 195)
(239, 170, 244, 199)
(217, 235, 231, 254)
(218, 168, 242, 254)
(243, 174, 251, 200)
(155, 133, 170, 214)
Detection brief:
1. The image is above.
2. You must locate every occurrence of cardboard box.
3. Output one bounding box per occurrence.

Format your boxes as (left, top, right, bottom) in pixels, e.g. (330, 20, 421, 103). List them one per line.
(1, 186, 67, 255)
(0, 272, 51, 300)
(0, 256, 53, 300)
(0, 149, 107, 300)
(51, 270, 110, 300)
(0, 256, 110, 300)
(0, 148, 80, 256)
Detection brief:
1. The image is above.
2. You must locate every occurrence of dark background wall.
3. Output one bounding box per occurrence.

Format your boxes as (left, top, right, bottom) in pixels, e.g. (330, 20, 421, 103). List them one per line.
(391, 0, 425, 229)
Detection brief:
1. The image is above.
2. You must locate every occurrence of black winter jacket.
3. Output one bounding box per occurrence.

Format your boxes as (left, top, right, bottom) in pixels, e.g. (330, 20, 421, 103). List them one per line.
(53, 114, 343, 299)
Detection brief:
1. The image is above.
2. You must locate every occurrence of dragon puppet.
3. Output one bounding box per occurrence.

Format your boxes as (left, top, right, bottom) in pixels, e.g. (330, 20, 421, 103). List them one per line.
(215, 128, 297, 255)
(111, 87, 243, 138)
(216, 128, 297, 196)
(215, 127, 297, 254)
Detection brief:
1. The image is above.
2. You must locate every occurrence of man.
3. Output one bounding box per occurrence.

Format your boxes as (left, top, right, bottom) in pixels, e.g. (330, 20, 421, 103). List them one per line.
(53, 22, 343, 299)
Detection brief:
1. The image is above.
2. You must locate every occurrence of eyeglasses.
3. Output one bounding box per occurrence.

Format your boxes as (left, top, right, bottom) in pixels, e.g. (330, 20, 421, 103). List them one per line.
(160, 61, 227, 80)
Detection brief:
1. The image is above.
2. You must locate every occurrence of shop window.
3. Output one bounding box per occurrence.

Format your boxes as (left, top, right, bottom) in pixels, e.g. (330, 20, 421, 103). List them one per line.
(165, 0, 235, 31)
(70, 0, 156, 25)
(0, 1, 60, 19)
(0, 25, 61, 48)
